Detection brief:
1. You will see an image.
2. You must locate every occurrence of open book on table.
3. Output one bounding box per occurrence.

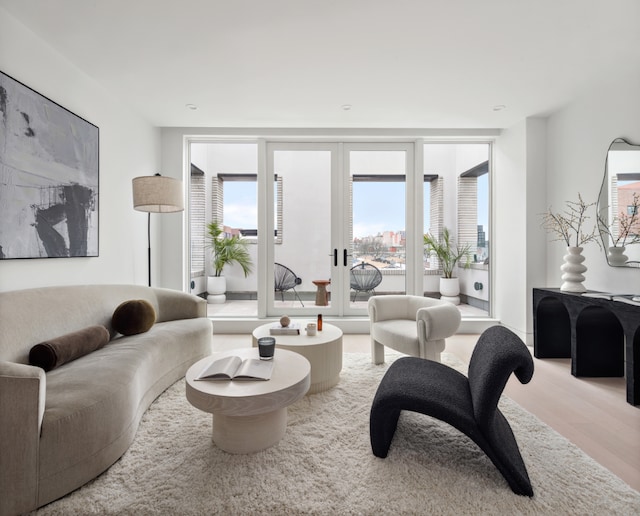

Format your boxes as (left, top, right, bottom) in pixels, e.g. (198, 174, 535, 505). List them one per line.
(195, 355, 274, 381)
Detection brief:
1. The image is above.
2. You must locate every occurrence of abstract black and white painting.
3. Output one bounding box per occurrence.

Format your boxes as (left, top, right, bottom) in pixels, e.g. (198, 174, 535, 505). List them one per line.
(0, 71, 99, 259)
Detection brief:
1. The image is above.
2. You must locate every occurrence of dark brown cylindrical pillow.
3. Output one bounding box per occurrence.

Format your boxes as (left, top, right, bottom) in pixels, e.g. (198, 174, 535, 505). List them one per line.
(29, 325, 110, 372)
(112, 299, 156, 336)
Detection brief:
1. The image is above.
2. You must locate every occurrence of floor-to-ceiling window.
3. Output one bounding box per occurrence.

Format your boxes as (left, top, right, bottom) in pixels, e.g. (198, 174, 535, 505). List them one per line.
(424, 142, 491, 316)
(345, 144, 413, 314)
(189, 141, 260, 316)
(188, 138, 491, 319)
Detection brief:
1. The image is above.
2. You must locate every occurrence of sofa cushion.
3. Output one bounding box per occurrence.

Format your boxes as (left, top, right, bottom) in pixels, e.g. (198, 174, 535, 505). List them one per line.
(29, 326, 110, 372)
(112, 299, 156, 335)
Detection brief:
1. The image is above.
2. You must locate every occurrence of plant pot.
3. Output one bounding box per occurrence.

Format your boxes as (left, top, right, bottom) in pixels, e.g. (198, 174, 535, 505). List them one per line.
(207, 276, 227, 304)
(439, 277, 460, 305)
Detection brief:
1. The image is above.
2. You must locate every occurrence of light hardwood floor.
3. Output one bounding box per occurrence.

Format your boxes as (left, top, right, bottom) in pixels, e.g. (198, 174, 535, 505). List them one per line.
(213, 332, 640, 492)
(444, 334, 640, 493)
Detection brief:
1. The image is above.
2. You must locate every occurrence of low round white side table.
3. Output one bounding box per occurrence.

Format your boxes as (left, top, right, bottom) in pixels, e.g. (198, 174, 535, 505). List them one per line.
(185, 348, 310, 454)
(252, 321, 343, 394)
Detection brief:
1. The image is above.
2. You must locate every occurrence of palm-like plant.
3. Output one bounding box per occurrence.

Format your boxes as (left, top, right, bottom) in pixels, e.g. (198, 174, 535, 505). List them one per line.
(423, 227, 472, 279)
(206, 221, 253, 277)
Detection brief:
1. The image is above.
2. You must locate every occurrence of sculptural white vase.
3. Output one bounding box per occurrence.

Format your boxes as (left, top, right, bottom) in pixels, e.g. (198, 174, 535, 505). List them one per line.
(560, 246, 587, 292)
(608, 246, 628, 266)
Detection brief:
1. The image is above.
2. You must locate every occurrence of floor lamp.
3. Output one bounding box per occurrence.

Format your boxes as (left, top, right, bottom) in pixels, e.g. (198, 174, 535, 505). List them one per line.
(132, 174, 184, 287)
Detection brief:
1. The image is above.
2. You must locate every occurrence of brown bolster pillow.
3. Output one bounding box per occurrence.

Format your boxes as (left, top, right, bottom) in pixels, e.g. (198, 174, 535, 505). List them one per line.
(29, 325, 110, 372)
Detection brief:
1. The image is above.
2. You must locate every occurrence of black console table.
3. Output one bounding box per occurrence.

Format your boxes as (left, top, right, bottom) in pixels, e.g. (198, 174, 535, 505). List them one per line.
(533, 288, 639, 406)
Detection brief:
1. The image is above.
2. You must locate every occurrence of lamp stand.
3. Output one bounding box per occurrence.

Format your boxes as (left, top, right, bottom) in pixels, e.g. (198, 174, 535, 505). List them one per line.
(147, 212, 151, 287)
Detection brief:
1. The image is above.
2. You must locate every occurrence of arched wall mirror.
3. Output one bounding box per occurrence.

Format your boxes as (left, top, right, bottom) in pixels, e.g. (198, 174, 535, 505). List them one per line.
(597, 138, 640, 268)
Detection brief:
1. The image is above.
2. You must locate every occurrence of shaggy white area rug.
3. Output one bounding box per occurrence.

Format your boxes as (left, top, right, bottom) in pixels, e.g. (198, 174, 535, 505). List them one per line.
(36, 353, 639, 515)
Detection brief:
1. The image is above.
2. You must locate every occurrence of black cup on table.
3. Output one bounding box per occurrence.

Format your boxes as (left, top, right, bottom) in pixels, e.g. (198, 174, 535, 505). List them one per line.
(258, 337, 276, 360)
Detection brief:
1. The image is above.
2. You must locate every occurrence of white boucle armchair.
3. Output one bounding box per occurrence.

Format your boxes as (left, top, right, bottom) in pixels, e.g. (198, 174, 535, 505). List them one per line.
(368, 295, 461, 364)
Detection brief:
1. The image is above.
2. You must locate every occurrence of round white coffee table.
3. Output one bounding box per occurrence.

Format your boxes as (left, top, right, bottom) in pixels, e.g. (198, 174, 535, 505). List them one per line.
(252, 321, 343, 394)
(185, 348, 310, 454)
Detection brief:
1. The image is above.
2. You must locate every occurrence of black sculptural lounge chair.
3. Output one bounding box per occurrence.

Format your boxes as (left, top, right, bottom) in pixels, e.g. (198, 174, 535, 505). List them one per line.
(274, 262, 304, 307)
(350, 263, 382, 302)
(369, 325, 535, 496)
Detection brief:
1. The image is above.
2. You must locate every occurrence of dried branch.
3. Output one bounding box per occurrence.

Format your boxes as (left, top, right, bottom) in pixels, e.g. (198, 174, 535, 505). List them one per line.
(541, 193, 600, 248)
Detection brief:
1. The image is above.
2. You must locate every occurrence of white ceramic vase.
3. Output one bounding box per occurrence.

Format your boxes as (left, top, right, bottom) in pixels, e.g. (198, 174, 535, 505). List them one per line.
(207, 276, 227, 304)
(608, 246, 628, 267)
(439, 277, 461, 305)
(560, 246, 587, 292)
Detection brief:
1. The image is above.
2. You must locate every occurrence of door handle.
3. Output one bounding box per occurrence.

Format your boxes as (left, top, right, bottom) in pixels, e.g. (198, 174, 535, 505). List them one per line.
(343, 249, 348, 267)
(334, 248, 338, 267)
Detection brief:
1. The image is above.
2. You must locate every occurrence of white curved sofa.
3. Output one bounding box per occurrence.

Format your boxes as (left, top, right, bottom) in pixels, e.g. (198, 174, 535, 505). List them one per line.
(368, 295, 461, 364)
(0, 285, 213, 515)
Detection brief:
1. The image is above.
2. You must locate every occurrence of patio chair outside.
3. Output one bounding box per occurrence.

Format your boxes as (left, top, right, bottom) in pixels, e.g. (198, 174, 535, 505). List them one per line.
(350, 263, 382, 302)
(274, 263, 304, 307)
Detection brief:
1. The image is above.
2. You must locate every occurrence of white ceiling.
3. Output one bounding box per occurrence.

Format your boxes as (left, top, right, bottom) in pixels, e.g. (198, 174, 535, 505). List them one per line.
(2, 0, 639, 129)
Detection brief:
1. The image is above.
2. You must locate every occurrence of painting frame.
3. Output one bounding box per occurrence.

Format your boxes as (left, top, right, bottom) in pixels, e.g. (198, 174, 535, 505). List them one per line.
(0, 70, 99, 260)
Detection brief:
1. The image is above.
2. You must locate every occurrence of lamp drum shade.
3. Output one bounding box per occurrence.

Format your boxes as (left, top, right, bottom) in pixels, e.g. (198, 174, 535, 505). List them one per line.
(133, 175, 184, 213)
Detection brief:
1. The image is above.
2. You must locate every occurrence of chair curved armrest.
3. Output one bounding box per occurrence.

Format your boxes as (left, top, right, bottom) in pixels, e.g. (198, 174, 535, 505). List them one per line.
(153, 288, 207, 322)
(468, 326, 534, 428)
(0, 361, 46, 514)
(416, 302, 461, 342)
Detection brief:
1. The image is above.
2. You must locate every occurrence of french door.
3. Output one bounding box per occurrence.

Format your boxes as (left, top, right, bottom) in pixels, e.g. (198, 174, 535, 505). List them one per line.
(262, 141, 416, 317)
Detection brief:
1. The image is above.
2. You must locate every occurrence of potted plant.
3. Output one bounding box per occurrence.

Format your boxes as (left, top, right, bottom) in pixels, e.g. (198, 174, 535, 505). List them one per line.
(597, 192, 640, 266)
(423, 227, 472, 304)
(540, 193, 600, 291)
(206, 221, 253, 303)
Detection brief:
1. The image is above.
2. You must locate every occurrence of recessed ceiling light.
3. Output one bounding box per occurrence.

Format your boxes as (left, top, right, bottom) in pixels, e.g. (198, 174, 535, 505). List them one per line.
(341, 104, 352, 111)
(185, 104, 198, 110)
(492, 104, 506, 111)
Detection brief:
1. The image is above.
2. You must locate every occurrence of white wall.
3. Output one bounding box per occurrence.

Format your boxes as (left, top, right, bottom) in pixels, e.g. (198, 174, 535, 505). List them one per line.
(494, 120, 529, 340)
(493, 118, 548, 343)
(0, 9, 161, 292)
(525, 118, 548, 335)
(496, 67, 640, 342)
(545, 69, 640, 294)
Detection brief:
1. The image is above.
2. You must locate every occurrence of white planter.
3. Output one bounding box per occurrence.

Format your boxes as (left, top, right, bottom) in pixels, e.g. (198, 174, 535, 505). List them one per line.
(207, 276, 227, 304)
(560, 246, 587, 292)
(439, 277, 460, 305)
(608, 246, 628, 266)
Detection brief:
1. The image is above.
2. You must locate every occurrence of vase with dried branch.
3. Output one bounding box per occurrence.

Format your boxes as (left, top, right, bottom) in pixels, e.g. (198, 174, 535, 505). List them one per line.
(540, 194, 600, 292)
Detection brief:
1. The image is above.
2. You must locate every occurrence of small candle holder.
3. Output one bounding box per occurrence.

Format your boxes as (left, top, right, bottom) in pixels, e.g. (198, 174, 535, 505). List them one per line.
(257, 337, 276, 360)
